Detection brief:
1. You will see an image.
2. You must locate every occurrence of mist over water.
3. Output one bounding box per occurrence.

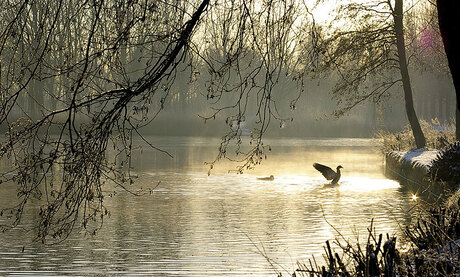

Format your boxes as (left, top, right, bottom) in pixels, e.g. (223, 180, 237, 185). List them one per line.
(0, 136, 413, 276)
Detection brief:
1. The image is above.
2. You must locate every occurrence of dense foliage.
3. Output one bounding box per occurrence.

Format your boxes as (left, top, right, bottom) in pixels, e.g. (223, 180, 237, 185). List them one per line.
(429, 142, 460, 185)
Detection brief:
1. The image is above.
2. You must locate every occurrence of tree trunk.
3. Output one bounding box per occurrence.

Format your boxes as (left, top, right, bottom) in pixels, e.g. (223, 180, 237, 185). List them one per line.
(457, 108, 460, 139)
(437, 0, 460, 140)
(394, 0, 426, 148)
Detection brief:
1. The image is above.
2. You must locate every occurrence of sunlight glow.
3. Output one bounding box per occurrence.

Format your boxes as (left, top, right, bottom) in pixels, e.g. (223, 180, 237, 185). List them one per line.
(245, 174, 401, 195)
(411, 194, 418, 201)
(310, 1, 334, 23)
(337, 177, 400, 192)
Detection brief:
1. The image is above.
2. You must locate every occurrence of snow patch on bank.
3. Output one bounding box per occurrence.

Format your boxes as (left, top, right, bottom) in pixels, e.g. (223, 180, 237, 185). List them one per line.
(389, 149, 441, 169)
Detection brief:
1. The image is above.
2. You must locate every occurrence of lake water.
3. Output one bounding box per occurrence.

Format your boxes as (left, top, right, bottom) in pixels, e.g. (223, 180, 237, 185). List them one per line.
(0, 136, 414, 276)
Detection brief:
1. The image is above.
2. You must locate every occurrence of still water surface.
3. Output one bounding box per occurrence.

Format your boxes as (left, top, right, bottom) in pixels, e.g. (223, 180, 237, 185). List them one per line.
(0, 136, 414, 276)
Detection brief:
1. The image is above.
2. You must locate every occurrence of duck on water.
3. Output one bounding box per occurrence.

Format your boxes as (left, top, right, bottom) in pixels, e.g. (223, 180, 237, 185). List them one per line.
(257, 175, 275, 181)
(313, 163, 343, 185)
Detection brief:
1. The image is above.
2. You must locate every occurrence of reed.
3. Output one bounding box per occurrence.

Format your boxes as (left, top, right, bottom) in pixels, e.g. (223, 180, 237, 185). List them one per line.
(376, 119, 455, 153)
(293, 195, 460, 276)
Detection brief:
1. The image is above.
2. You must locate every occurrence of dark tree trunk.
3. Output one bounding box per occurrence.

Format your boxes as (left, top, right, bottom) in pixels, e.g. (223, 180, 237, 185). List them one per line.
(437, 0, 460, 140)
(394, 0, 426, 148)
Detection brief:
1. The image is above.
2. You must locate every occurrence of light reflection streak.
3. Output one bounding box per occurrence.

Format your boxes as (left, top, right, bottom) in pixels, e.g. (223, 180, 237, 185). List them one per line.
(337, 177, 400, 192)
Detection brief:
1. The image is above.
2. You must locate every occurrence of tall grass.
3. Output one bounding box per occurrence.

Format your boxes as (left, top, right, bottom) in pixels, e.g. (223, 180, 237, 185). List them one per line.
(293, 195, 460, 276)
(376, 118, 456, 153)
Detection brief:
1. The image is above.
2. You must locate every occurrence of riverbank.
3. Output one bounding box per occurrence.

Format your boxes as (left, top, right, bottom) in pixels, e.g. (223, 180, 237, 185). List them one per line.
(378, 120, 459, 199)
(385, 143, 460, 197)
(384, 149, 444, 200)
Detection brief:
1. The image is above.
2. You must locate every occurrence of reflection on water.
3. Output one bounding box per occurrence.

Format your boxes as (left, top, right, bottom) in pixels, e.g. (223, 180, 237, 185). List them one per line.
(0, 137, 413, 276)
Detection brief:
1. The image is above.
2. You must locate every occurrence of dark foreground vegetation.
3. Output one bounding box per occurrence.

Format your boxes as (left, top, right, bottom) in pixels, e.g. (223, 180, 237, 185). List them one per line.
(430, 142, 460, 185)
(293, 193, 460, 276)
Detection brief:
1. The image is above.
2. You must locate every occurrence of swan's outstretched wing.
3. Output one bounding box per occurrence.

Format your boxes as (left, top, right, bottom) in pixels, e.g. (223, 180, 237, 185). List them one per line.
(313, 163, 336, 180)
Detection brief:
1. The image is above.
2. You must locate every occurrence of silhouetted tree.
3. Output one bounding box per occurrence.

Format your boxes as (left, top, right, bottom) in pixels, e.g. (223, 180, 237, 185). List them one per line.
(0, 0, 213, 242)
(0, 0, 306, 242)
(437, 0, 460, 140)
(303, 0, 427, 148)
(394, 0, 426, 148)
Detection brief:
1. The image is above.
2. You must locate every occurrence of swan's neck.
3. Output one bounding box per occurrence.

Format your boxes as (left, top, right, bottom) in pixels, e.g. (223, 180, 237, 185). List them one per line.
(332, 168, 341, 184)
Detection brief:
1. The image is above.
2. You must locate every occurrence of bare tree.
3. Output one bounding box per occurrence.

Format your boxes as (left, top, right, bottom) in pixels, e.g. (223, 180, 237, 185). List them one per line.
(302, 0, 427, 148)
(0, 0, 307, 242)
(197, 0, 305, 173)
(394, 0, 426, 148)
(0, 0, 212, 242)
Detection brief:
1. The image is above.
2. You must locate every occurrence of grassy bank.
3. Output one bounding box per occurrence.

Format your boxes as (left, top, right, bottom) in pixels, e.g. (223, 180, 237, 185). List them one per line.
(376, 119, 456, 153)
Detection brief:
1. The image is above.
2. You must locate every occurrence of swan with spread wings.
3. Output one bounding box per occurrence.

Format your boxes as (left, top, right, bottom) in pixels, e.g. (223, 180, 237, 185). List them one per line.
(313, 163, 343, 185)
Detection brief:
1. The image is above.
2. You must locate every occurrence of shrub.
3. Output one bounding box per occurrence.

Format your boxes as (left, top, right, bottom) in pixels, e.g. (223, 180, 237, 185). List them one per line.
(429, 142, 460, 186)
